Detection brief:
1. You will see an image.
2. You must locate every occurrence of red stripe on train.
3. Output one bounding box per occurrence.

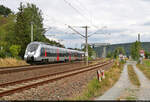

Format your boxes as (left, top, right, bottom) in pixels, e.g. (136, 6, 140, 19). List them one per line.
(45, 48, 47, 57)
(57, 49, 59, 61)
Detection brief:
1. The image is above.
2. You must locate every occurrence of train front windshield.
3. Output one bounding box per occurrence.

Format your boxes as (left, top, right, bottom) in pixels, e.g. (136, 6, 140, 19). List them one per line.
(27, 44, 39, 52)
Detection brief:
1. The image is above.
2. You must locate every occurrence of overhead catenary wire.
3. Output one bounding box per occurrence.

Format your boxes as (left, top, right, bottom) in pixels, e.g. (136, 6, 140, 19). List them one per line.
(62, 0, 110, 64)
(63, 0, 99, 30)
(73, 0, 99, 30)
(63, 0, 89, 22)
(45, 1, 104, 38)
(73, 0, 92, 21)
(44, 15, 84, 39)
(44, 0, 109, 49)
(43, 18, 84, 44)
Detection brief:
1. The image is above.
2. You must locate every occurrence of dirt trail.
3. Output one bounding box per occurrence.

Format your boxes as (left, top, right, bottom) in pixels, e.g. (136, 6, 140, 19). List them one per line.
(132, 64, 150, 100)
(95, 63, 131, 100)
(96, 61, 150, 100)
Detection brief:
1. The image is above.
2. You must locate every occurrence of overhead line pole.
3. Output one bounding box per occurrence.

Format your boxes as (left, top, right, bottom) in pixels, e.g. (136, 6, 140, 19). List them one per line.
(68, 25, 85, 37)
(82, 26, 89, 66)
(68, 25, 89, 66)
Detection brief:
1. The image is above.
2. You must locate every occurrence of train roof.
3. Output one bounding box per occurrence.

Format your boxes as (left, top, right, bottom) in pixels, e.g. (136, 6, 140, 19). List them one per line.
(28, 41, 85, 54)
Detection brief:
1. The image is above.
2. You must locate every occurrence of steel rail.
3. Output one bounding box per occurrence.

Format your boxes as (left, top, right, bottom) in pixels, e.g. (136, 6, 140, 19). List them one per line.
(0, 60, 113, 97)
(0, 61, 86, 74)
(0, 60, 106, 87)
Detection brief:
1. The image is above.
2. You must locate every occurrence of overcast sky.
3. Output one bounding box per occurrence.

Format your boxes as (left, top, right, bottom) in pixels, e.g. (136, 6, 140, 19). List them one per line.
(1, 0, 150, 48)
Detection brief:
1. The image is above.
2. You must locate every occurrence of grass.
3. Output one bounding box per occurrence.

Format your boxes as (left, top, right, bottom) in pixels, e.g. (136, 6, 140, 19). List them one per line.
(68, 60, 123, 100)
(143, 59, 150, 67)
(137, 59, 150, 80)
(117, 88, 138, 100)
(0, 57, 29, 67)
(126, 96, 137, 100)
(127, 65, 140, 87)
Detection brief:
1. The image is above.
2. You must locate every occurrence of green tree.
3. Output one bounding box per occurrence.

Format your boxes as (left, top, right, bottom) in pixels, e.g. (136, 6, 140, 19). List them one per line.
(0, 4, 64, 58)
(0, 14, 16, 57)
(145, 51, 150, 59)
(106, 51, 113, 58)
(83, 45, 94, 57)
(0, 48, 6, 58)
(130, 41, 141, 60)
(113, 47, 125, 59)
(15, 3, 64, 58)
(9, 45, 21, 57)
(0, 5, 12, 17)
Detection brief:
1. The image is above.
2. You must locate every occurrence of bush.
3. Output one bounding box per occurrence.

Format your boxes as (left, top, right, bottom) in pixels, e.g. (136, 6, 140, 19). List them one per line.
(0, 49, 6, 58)
(9, 45, 21, 57)
(88, 57, 93, 61)
(120, 59, 126, 64)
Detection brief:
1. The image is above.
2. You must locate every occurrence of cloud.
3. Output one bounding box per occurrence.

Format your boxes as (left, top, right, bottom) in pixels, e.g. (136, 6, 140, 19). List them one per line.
(142, 22, 150, 26)
(1, 0, 150, 48)
(141, 0, 150, 2)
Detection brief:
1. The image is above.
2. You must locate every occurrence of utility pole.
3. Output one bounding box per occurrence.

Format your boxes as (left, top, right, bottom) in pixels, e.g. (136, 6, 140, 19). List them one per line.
(31, 21, 33, 42)
(82, 26, 89, 66)
(138, 33, 140, 42)
(67, 25, 106, 65)
(68, 25, 89, 66)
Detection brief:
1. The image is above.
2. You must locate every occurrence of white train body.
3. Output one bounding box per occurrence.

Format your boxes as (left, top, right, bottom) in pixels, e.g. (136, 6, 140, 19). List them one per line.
(24, 42, 85, 63)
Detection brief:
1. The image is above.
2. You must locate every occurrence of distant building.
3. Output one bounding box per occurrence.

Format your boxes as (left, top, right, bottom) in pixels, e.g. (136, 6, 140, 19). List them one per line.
(93, 42, 150, 57)
(81, 43, 110, 58)
(81, 43, 110, 48)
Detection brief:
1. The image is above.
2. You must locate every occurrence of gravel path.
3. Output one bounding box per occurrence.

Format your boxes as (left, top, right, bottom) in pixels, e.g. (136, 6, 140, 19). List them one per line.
(132, 63, 150, 100)
(117, 84, 139, 100)
(96, 63, 131, 100)
(96, 61, 150, 100)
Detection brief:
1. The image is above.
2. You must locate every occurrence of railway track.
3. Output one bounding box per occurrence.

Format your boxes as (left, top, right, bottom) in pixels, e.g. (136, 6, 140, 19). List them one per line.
(0, 61, 89, 74)
(0, 59, 113, 97)
(0, 58, 103, 70)
(0, 61, 82, 70)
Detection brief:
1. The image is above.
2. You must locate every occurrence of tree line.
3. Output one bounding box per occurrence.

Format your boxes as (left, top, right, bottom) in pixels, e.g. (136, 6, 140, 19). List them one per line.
(0, 3, 64, 59)
(106, 41, 150, 60)
(106, 47, 125, 59)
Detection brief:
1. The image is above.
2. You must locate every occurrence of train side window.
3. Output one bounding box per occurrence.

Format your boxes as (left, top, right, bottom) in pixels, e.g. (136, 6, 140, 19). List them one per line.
(59, 50, 61, 57)
(61, 50, 63, 57)
(49, 48, 52, 57)
(55, 49, 57, 56)
(53, 49, 54, 56)
(54, 49, 56, 57)
(51, 49, 54, 57)
(41, 48, 45, 56)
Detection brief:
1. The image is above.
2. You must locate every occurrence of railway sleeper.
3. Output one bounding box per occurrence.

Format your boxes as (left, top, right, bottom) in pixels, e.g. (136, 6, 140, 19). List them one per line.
(0, 60, 113, 97)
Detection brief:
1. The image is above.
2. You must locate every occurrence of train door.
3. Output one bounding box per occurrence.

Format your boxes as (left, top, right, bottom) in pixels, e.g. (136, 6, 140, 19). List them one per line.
(64, 50, 67, 61)
(69, 51, 71, 61)
(75, 53, 77, 60)
(63, 50, 65, 61)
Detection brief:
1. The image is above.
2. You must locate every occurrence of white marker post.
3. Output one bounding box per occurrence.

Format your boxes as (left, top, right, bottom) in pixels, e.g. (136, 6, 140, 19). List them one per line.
(97, 70, 102, 82)
(101, 70, 105, 79)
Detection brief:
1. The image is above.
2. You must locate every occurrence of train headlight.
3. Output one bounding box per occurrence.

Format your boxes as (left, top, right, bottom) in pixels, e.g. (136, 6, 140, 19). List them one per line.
(28, 51, 35, 55)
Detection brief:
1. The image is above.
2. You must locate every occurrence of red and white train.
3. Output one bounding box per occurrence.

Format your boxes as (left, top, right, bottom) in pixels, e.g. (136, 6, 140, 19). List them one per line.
(24, 41, 85, 63)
